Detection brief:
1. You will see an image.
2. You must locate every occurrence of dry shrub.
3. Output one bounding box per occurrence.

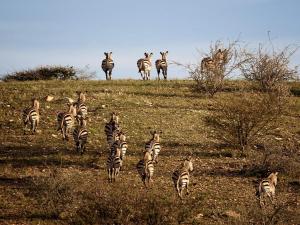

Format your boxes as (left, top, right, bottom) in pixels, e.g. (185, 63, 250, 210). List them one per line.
(240, 44, 298, 92)
(175, 40, 242, 97)
(205, 91, 288, 151)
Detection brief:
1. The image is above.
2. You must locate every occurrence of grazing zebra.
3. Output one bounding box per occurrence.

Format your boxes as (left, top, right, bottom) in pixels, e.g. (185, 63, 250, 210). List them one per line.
(155, 51, 168, 80)
(107, 147, 122, 182)
(136, 151, 155, 187)
(102, 52, 114, 80)
(145, 130, 162, 163)
(57, 104, 77, 141)
(104, 112, 120, 147)
(22, 98, 40, 134)
(73, 117, 88, 154)
(137, 52, 153, 80)
(257, 172, 279, 207)
(172, 157, 194, 199)
(201, 49, 228, 73)
(74, 91, 88, 125)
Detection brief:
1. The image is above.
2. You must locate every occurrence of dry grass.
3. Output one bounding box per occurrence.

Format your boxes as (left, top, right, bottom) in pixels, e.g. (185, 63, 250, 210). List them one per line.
(0, 80, 299, 224)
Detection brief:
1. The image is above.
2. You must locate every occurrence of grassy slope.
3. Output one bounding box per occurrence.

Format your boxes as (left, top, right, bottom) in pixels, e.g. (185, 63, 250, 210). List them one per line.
(0, 80, 299, 225)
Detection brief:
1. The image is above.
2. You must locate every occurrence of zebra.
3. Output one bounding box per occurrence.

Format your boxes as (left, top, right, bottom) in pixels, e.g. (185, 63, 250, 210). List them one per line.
(201, 49, 228, 73)
(102, 52, 114, 80)
(104, 112, 120, 147)
(57, 104, 77, 141)
(136, 151, 155, 187)
(74, 91, 87, 125)
(145, 130, 162, 163)
(137, 52, 153, 80)
(107, 146, 122, 182)
(155, 51, 168, 80)
(22, 98, 40, 134)
(257, 172, 278, 207)
(73, 117, 88, 154)
(119, 131, 128, 161)
(172, 156, 194, 199)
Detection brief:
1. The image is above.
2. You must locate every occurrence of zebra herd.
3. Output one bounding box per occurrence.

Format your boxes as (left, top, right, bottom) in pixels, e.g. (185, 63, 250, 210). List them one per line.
(101, 51, 169, 81)
(21, 92, 279, 202)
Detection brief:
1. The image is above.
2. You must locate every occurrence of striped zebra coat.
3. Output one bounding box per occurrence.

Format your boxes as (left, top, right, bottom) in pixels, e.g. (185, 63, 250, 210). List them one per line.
(22, 98, 40, 134)
(145, 130, 162, 163)
(104, 112, 120, 147)
(136, 151, 155, 187)
(137, 52, 153, 80)
(107, 147, 122, 182)
(155, 51, 168, 80)
(258, 172, 278, 206)
(73, 118, 88, 154)
(57, 104, 77, 141)
(172, 157, 194, 199)
(201, 49, 228, 73)
(102, 52, 114, 80)
(74, 92, 88, 125)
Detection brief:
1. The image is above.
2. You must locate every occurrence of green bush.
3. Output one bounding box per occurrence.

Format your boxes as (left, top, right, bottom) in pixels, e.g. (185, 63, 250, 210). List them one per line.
(2, 66, 77, 81)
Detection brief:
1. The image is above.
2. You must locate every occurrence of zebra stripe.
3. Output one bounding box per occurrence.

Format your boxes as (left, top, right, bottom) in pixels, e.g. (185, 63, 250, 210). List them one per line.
(22, 99, 40, 134)
(136, 152, 154, 187)
(137, 52, 153, 80)
(144, 130, 162, 163)
(73, 120, 88, 154)
(57, 104, 76, 141)
(258, 172, 278, 206)
(172, 157, 193, 199)
(155, 51, 168, 80)
(107, 148, 122, 182)
(102, 52, 114, 80)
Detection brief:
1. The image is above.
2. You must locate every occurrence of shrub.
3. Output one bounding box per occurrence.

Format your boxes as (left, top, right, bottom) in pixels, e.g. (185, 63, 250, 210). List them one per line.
(2, 65, 77, 81)
(205, 91, 288, 151)
(239, 44, 298, 92)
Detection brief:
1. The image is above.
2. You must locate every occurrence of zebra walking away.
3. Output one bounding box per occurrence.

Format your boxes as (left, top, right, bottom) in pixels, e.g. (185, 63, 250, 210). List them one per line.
(104, 112, 120, 147)
(57, 104, 77, 141)
(136, 151, 155, 187)
(257, 172, 278, 207)
(102, 52, 114, 80)
(145, 130, 162, 163)
(155, 51, 168, 80)
(73, 117, 88, 154)
(107, 147, 122, 182)
(22, 98, 40, 134)
(137, 52, 153, 80)
(172, 156, 194, 199)
(74, 91, 88, 125)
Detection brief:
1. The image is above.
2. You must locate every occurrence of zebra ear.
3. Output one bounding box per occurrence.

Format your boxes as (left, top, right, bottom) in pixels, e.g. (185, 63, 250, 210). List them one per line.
(144, 52, 147, 57)
(160, 52, 163, 55)
(166, 51, 169, 54)
(110, 52, 112, 54)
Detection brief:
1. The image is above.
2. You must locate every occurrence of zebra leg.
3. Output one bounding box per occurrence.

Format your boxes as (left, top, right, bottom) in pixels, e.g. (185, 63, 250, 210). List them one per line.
(157, 69, 160, 80)
(163, 68, 167, 80)
(186, 180, 190, 195)
(23, 122, 28, 135)
(109, 69, 112, 80)
(148, 71, 151, 80)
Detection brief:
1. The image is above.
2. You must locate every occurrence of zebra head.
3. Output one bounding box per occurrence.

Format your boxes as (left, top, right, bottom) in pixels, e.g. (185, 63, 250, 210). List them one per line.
(32, 98, 40, 111)
(119, 131, 126, 142)
(160, 51, 168, 60)
(104, 52, 113, 60)
(68, 103, 77, 117)
(76, 91, 87, 103)
(110, 112, 119, 124)
(144, 52, 153, 59)
(213, 48, 229, 65)
(268, 172, 278, 186)
(183, 156, 193, 172)
(150, 130, 162, 142)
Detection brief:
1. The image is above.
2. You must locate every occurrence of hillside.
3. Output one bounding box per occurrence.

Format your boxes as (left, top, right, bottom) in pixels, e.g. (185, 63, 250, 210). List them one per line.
(0, 80, 299, 225)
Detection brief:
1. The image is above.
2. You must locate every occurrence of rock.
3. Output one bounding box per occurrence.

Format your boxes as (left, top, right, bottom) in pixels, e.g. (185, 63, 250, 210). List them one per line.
(45, 95, 54, 102)
(222, 210, 240, 219)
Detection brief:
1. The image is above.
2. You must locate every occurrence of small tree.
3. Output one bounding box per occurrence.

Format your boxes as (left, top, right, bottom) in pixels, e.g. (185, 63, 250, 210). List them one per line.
(205, 91, 288, 151)
(175, 40, 243, 97)
(240, 44, 298, 92)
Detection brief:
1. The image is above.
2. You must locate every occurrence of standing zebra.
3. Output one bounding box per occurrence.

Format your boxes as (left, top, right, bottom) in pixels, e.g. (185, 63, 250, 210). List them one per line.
(119, 131, 128, 161)
(155, 51, 168, 80)
(137, 52, 153, 80)
(102, 52, 114, 80)
(74, 91, 88, 125)
(257, 172, 278, 207)
(201, 48, 228, 73)
(136, 151, 155, 187)
(145, 130, 162, 163)
(104, 112, 120, 147)
(107, 146, 122, 182)
(57, 104, 77, 141)
(73, 117, 88, 154)
(172, 157, 194, 199)
(22, 98, 40, 134)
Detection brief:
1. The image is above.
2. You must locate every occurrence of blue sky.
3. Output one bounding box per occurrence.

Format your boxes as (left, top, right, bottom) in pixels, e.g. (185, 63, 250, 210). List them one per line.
(0, 0, 299, 79)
